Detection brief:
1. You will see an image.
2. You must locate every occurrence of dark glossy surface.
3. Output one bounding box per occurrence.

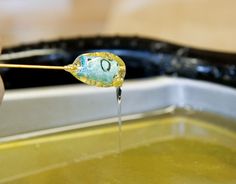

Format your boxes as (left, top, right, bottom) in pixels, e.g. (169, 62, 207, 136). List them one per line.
(1, 36, 236, 89)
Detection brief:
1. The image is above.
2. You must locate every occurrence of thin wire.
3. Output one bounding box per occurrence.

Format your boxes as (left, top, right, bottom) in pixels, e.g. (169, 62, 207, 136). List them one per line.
(0, 63, 65, 70)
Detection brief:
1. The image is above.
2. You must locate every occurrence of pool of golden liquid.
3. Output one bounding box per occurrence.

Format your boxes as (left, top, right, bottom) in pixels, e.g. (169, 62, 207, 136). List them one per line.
(0, 108, 236, 184)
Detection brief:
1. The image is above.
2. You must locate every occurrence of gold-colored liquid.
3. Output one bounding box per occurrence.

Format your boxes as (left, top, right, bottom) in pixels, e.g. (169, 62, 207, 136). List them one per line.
(0, 109, 235, 184)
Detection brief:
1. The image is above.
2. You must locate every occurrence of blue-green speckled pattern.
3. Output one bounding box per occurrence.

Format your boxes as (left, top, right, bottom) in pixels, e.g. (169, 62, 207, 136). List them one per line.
(77, 55, 119, 85)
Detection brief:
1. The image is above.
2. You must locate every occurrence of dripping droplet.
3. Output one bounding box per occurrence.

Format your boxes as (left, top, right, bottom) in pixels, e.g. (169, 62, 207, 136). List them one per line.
(116, 87, 122, 152)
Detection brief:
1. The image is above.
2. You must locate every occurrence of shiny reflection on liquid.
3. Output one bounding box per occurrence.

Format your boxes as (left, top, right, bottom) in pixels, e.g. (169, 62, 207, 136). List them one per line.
(0, 108, 235, 184)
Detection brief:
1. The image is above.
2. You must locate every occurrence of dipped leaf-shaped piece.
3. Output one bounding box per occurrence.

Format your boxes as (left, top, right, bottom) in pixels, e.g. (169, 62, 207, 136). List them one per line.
(66, 52, 126, 87)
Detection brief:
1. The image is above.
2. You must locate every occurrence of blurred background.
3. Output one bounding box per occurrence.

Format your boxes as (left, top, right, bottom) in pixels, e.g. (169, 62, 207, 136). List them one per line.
(0, 0, 236, 52)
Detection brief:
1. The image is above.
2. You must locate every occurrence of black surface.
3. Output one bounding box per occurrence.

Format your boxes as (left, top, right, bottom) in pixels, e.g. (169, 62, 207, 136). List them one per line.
(1, 36, 236, 89)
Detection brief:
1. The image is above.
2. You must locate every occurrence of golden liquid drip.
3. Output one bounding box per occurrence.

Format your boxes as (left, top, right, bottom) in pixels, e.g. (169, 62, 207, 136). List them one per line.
(116, 87, 122, 152)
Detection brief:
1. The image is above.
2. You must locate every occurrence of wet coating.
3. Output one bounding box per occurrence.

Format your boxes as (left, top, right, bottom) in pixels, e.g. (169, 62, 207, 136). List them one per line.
(67, 52, 126, 87)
